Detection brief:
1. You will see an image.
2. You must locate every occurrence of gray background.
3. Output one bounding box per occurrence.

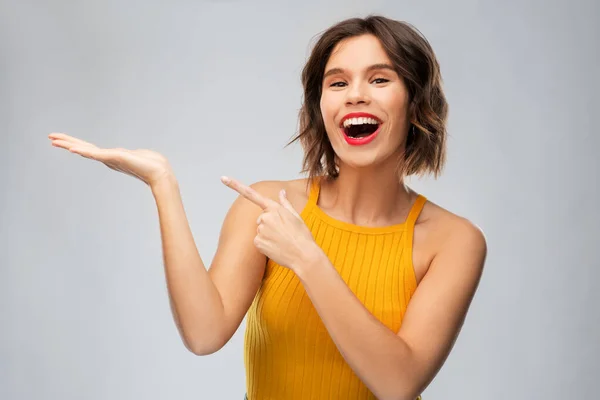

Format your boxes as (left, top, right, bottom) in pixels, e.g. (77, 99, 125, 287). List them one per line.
(1, 0, 598, 399)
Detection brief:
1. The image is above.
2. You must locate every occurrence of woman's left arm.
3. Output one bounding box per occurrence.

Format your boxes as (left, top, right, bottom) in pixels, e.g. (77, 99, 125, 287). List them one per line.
(294, 220, 487, 400)
(220, 178, 487, 400)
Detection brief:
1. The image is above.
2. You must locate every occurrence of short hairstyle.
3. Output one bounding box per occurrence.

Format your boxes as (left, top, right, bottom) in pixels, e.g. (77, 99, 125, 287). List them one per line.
(287, 15, 448, 184)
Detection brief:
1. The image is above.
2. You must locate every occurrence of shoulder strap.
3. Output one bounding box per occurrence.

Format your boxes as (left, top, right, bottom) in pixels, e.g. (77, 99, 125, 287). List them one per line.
(306, 176, 321, 206)
(405, 194, 427, 255)
(405, 194, 427, 227)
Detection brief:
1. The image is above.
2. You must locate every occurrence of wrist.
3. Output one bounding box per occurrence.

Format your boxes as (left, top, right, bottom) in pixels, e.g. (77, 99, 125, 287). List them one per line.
(150, 173, 179, 196)
(293, 242, 327, 278)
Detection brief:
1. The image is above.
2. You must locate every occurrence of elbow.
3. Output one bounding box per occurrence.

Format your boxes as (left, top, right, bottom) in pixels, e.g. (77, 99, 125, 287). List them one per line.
(390, 379, 424, 400)
(380, 390, 420, 400)
(187, 343, 220, 356)
(181, 329, 227, 356)
(377, 376, 422, 400)
(185, 337, 224, 356)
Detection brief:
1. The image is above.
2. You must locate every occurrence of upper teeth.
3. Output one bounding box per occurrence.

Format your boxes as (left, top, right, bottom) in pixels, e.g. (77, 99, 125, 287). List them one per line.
(343, 117, 379, 128)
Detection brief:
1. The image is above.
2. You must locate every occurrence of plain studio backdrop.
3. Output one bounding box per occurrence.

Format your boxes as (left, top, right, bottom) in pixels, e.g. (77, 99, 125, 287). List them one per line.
(1, 0, 598, 399)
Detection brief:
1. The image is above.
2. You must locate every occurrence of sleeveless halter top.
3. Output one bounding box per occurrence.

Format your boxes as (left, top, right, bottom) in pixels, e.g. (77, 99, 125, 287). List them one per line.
(243, 177, 427, 399)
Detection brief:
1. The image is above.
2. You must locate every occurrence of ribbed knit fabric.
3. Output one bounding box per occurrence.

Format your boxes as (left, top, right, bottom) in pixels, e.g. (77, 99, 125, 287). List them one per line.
(243, 177, 426, 400)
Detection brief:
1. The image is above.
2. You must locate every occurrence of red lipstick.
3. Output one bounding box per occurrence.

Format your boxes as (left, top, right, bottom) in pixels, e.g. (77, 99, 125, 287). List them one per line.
(339, 112, 382, 146)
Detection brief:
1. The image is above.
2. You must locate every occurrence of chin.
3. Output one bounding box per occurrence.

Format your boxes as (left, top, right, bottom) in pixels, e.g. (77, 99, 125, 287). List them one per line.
(335, 153, 383, 170)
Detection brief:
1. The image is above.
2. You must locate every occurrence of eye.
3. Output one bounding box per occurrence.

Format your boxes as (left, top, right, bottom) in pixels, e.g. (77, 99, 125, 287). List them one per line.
(330, 81, 347, 87)
(372, 78, 389, 84)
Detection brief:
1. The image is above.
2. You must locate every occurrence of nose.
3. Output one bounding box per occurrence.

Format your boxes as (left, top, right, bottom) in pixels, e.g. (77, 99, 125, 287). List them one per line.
(345, 82, 370, 106)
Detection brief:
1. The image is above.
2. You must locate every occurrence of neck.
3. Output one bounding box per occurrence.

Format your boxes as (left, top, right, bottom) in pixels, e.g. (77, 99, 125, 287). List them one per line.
(319, 161, 415, 227)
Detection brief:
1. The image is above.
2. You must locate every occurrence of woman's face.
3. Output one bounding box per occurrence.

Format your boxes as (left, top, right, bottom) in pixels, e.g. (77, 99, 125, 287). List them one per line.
(320, 34, 411, 171)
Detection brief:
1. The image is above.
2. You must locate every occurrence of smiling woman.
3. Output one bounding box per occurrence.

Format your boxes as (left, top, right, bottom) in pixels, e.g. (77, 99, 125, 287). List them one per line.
(49, 14, 486, 400)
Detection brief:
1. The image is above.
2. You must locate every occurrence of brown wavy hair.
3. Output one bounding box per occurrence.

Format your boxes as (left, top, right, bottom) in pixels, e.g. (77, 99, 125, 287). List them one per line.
(286, 15, 448, 184)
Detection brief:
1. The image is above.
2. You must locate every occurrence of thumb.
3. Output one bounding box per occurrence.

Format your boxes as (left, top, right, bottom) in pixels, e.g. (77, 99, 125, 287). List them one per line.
(279, 189, 301, 219)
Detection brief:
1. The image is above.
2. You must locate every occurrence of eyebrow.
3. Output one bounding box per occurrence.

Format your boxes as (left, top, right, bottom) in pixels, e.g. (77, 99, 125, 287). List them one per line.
(323, 63, 396, 79)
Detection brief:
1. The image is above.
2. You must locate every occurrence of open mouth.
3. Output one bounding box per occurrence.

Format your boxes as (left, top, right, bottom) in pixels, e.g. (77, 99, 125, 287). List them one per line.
(340, 116, 382, 145)
(343, 122, 380, 138)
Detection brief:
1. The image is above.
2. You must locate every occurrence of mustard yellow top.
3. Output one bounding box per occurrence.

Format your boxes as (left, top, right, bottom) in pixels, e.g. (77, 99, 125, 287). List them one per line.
(244, 178, 426, 399)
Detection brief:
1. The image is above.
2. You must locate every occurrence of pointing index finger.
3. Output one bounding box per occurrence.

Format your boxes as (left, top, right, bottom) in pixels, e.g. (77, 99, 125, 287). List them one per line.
(221, 176, 276, 210)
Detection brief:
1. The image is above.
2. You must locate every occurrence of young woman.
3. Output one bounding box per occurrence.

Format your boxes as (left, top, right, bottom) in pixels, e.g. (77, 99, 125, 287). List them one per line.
(49, 15, 486, 400)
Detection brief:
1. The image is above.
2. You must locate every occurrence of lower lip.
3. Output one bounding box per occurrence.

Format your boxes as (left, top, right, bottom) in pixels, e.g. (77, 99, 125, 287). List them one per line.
(342, 125, 381, 146)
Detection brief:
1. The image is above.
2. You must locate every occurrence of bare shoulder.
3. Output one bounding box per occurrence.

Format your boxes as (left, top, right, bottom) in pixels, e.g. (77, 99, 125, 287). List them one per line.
(249, 178, 312, 213)
(247, 179, 287, 200)
(418, 198, 487, 273)
(424, 200, 485, 243)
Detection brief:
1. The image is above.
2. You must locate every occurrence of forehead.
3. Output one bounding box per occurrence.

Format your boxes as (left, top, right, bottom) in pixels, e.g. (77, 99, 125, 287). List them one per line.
(325, 34, 392, 70)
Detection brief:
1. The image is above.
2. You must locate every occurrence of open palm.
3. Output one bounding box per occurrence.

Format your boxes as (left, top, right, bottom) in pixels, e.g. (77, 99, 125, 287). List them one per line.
(49, 132, 173, 187)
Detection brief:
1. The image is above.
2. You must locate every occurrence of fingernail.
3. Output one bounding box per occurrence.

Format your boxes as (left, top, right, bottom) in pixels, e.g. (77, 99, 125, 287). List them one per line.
(281, 189, 286, 197)
(221, 176, 230, 184)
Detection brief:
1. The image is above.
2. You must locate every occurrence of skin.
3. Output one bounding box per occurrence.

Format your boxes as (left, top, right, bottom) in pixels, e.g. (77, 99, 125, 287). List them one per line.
(48, 33, 486, 399)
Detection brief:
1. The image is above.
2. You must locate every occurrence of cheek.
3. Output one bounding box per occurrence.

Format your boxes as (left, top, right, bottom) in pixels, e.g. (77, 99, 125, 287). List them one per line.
(382, 88, 408, 112)
(383, 94, 410, 133)
(319, 95, 340, 134)
(319, 94, 334, 122)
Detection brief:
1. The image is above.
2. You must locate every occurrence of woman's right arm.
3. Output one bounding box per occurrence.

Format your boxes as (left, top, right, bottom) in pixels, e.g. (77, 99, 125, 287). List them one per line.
(152, 176, 269, 355)
(48, 133, 269, 356)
